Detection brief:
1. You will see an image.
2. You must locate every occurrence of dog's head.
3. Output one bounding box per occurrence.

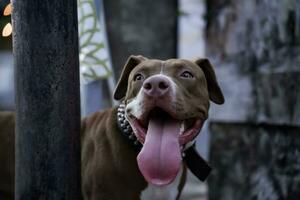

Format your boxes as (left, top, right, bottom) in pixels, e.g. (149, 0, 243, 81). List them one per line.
(114, 55, 224, 186)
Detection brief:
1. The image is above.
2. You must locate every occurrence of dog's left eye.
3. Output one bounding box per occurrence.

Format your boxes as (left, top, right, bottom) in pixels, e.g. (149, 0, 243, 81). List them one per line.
(180, 71, 194, 79)
(134, 73, 144, 81)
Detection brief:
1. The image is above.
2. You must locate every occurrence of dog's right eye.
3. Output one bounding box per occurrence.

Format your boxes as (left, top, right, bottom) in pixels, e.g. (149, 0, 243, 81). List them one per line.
(134, 73, 144, 81)
(180, 71, 194, 79)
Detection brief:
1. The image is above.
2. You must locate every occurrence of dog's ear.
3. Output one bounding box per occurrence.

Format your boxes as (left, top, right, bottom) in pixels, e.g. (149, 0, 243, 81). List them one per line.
(195, 58, 225, 104)
(114, 55, 146, 100)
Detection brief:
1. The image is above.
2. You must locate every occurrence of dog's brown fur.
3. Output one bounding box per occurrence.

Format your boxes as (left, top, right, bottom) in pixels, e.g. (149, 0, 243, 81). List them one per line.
(0, 56, 224, 200)
(81, 108, 147, 199)
(81, 56, 224, 199)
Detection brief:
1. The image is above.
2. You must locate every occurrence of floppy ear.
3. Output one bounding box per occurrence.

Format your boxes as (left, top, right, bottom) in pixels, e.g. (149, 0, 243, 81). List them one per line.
(113, 55, 146, 100)
(195, 58, 225, 104)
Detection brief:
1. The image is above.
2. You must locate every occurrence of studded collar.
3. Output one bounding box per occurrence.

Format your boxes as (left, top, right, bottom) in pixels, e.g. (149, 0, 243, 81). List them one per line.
(117, 103, 143, 151)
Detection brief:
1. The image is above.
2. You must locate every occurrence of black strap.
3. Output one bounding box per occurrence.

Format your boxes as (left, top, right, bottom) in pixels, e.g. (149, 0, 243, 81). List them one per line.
(183, 145, 212, 182)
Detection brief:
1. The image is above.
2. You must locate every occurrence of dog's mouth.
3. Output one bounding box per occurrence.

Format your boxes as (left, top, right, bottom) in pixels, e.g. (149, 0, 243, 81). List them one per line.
(128, 107, 203, 145)
(126, 107, 203, 186)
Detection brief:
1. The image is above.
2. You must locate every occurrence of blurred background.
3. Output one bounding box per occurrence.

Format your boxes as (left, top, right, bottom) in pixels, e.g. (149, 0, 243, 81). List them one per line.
(1, 0, 300, 199)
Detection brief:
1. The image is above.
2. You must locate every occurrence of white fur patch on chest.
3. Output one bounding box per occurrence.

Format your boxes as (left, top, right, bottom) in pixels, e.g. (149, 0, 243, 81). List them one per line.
(140, 165, 183, 200)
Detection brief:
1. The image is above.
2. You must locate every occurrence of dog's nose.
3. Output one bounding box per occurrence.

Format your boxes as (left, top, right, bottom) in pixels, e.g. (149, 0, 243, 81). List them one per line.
(143, 75, 170, 97)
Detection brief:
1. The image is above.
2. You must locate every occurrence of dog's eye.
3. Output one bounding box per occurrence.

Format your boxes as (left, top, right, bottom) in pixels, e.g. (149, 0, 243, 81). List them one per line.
(180, 71, 194, 79)
(134, 73, 144, 81)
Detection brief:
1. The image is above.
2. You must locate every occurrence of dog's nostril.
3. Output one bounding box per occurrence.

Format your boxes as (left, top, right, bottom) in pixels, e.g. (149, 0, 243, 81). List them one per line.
(159, 81, 169, 90)
(143, 83, 152, 90)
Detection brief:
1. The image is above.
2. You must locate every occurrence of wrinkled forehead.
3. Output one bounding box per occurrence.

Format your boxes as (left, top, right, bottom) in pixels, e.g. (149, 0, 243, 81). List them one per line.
(130, 59, 201, 75)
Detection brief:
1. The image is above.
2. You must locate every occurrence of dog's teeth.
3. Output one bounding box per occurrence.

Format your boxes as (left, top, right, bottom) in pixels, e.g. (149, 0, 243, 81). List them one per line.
(118, 108, 124, 112)
(119, 104, 125, 108)
(180, 122, 185, 135)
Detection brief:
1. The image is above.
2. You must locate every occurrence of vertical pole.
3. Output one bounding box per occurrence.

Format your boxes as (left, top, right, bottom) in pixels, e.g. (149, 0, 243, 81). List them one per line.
(12, 0, 81, 199)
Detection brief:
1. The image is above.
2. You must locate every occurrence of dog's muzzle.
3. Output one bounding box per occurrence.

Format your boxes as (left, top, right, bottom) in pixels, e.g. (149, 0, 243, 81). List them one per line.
(117, 103, 211, 185)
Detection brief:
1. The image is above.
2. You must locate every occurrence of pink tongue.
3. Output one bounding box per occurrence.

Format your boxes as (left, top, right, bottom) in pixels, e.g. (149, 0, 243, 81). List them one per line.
(137, 116, 181, 186)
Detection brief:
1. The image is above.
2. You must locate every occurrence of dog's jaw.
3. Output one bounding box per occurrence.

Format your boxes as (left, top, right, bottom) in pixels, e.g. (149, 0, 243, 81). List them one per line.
(126, 112, 203, 146)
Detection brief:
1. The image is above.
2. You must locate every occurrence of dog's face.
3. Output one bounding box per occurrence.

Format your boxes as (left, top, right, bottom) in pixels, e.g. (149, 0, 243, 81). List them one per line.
(114, 55, 224, 186)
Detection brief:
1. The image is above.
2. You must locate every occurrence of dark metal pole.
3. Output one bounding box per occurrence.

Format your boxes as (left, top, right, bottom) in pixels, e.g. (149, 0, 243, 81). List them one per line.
(12, 0, 81, 199)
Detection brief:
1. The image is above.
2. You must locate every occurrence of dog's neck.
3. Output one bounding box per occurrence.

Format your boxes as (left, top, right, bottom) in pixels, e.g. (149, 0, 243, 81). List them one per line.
(116, 102, 212, 182)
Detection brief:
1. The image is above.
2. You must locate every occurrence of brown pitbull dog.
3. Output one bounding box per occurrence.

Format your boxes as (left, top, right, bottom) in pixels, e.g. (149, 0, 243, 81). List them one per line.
(0, 55, 224, 200)
(81, 55, 224, 199)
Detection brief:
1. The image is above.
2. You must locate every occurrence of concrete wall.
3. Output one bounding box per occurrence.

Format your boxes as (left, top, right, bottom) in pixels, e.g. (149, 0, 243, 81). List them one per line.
(103, 0, 178, 78)
(205, 1, 300, 199)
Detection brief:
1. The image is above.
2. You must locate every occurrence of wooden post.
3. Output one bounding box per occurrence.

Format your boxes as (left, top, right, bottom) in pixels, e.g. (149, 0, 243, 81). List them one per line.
(12, 0, 81, 199)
